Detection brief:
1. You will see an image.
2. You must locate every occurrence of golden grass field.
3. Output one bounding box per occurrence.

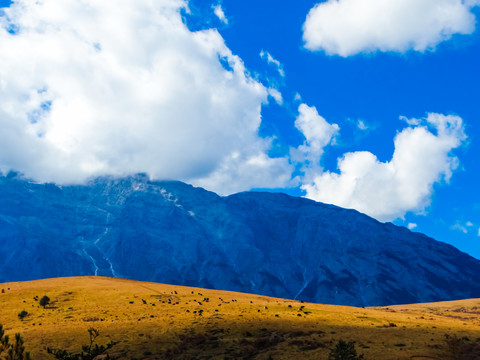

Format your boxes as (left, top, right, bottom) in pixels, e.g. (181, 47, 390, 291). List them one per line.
(0, 276, 479, 359)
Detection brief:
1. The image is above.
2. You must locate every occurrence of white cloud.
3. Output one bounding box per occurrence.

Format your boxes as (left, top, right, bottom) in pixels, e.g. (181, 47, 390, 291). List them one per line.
(267, 88, 283, 105)
(452, 223, 469, 234)
(0, 0, 292, 194)
(466, 0, 480, 6)
(213, 4, 228, 24)
(407, 223, 417, 230)
(348, 118, 378, 135)
(300, 113, 466, 221)
(357, 120, 368, 131)
(400, 115, 421, 126)
(260, 50, 285, 78)
(451, 221, 478, 234)
(478, 227, 480, 237)
(194, 151, 293, 194)
(292, 104, 339, 182)
(303, 0, 479, 56)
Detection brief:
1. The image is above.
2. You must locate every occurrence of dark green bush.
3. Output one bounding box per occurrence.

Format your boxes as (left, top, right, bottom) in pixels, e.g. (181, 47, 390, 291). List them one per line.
(328, 340, 364, 360)
(39, 296, 50, 308)
(17, 311, 28, 320)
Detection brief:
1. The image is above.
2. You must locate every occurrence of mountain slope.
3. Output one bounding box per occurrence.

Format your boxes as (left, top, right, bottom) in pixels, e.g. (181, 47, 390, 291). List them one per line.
(1, 276, 480, 360)
(0, 173, 479, 306)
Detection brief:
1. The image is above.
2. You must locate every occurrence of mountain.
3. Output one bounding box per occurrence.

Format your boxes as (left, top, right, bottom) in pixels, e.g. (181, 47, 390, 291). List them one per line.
(0, 173, 479, 306)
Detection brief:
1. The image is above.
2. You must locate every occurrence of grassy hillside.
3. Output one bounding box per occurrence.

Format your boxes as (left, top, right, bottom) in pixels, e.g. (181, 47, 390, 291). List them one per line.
(0, 276, 479, 359)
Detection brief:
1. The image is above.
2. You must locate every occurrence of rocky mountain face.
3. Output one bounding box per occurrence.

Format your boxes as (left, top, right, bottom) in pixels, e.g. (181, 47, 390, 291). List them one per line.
(1, 173, 479, 306)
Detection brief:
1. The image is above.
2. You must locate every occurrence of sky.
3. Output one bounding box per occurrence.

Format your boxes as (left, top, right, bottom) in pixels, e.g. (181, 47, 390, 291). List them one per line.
(0, 0, 479, 258)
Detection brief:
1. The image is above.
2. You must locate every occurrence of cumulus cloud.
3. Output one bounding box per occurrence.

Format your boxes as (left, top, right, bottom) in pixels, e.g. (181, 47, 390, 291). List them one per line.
(0, 0, 292, 194)
(213, 4, 228, 24)
(303, 0, 479, 56)
(300, 113, 466, 221)
(292, 104, 339, 182)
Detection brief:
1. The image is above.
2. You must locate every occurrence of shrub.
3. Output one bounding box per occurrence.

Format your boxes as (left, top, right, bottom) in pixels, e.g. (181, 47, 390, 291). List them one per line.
(328, 340, 364, 360)
(47, 328, 116, 360)
(18, 311, 28, 320)
(39, 296, 50, 308)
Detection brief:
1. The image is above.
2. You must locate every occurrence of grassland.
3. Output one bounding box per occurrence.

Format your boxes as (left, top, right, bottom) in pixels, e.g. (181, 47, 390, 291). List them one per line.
(0, 276, 479, 359)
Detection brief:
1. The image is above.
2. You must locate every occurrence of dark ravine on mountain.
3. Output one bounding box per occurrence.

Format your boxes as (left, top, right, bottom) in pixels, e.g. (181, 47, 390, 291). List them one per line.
(1, 172, 479, 307)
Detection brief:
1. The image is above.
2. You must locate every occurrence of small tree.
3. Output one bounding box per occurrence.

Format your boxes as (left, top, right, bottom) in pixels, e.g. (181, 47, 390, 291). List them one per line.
(47, 328, 116, 360)
(0, 324, 8, 355)
(0, 324, 31, 360)
(17, 311, 28, 320)
(39, 296, 50, 309)
(328, 340, 364, 360)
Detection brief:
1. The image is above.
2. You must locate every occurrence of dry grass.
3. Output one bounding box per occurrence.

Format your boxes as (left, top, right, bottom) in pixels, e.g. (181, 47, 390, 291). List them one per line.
(1, 276, 479, 359)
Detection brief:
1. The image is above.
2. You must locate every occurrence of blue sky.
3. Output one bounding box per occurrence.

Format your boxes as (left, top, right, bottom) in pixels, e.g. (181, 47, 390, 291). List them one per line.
(0, 0, 479, 258)
(205, 0, 480, 257)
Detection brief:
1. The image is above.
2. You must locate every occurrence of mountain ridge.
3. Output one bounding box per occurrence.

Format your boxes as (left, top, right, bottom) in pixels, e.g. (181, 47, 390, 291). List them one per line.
(1, 172, 479, 306)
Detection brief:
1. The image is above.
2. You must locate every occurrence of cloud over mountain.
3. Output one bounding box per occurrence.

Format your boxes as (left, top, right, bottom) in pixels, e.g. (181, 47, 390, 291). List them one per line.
(303, 0, 479, 56)
(0, 0, 291, 193)
(0, 0, 471, 224)
(300, 113, 467, 221)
